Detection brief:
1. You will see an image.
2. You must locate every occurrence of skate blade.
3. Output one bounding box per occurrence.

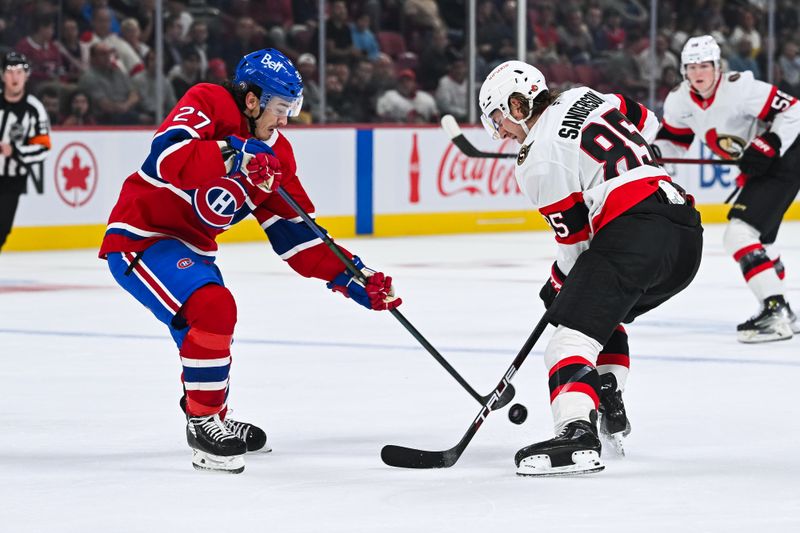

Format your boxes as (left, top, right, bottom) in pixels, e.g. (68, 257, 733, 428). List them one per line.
(737, 326, 793, 344)
(191, 450, 245, 474)
(248, 444, 272, 454)
(516, 450, 604, 477)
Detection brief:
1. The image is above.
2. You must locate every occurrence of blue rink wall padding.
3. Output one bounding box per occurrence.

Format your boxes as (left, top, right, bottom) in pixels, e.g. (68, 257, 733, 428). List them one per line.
(355, 129, 374, 235)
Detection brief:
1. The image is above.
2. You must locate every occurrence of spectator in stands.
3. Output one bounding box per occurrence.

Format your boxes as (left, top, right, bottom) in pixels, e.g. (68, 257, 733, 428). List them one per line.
(166, 0, 193, 41)
(323, 71, 351, 123)
(602, 9, 626, 52)
(132, 49, 177, 124)
(604, 31, 648, 101)
(15, 15, 62, 91)
(585, 6, 608, 55)
(206, 58, 227, 85)
(133, 0, 156, 45)
(291, 0, 318, 29)
(730, 8, 761, 57)
(262, 0, 294, 48)
(56, 17, 85, 83)
(351, 12, 380, 61)
(221, 16, 267, 75)
(636, 32, 678, 84)
(81, 7, 142, 76)
(188, 20, 215, 80)
(62, 0, 91, 34)
(311, 0, 358, 65)
(371, 52, 397, 96)
(476, 0, 510, 66)
(120, 18, 149, 64)
(403, 0, 445, 35)
(163, 16, 185, 75)
(61, 90, 95, 126)
(294, 53, 321, 123)
(418, 29, 451, 92)
(778, 41, 800, 96)
(435, 57, 467, 121)
(376, 69, 438, 123)
(78, 42, 141, 124)
(82, 0, 121, 34)
(168, 46, 202, 100)
(728, 38, 761, 79)
(345, 59, 376, 123)
(532, 3, 559, 63)
(38, 85, 63, 125)
(557, 9, 594, 65)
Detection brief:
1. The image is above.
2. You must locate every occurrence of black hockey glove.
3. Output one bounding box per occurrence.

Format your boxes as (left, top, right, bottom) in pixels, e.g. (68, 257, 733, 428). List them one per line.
(738, 132, 781, 177)
(539, 261, 566, 309)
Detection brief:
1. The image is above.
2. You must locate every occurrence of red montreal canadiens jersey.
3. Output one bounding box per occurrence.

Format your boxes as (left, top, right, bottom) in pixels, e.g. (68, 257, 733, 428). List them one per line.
(515, 87, 668, 274)
(99, 83, 349, 281)
(655, 71, 800, 160)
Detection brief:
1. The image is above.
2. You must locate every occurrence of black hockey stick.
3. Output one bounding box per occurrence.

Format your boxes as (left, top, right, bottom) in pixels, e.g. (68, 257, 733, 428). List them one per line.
(725, 186, 741, 204)
(442, 114, 741, 168)
(381, 314, 550, 469)
(441, 115, 516, 159)
(274, 185, 515, 410)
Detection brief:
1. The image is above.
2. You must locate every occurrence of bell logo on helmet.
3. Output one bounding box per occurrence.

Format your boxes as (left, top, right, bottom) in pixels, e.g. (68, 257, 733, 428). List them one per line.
(260, 52, 286, 73)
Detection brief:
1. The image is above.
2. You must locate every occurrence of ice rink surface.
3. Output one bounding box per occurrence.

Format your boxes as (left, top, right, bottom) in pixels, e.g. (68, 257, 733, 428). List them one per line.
(2, 222, 799, 533)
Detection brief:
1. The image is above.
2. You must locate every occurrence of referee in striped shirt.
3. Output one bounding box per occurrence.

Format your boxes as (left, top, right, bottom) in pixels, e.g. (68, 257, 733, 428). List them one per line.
(0, 51, 51, 252)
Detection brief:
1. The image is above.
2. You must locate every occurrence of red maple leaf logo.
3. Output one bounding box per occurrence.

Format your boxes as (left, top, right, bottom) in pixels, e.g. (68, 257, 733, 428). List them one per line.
(62, 152, 91, 191)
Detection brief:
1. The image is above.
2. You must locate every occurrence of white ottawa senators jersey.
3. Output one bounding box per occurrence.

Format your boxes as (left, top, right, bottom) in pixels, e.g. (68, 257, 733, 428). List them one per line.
(515, 87, 670, 274)
(655, 71, 800, 160)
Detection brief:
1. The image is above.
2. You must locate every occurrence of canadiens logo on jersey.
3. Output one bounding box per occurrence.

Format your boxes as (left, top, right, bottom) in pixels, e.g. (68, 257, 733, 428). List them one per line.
(704, 129, 746, 159)
(191, 178, 252, 229)
(177, 258, 194, 269)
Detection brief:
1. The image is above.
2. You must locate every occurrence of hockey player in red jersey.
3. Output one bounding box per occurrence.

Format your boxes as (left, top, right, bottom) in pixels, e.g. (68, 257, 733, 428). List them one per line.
(654, 35, 800, 343)
(99, 49, 401, 474)
(478, 61, 703, 476)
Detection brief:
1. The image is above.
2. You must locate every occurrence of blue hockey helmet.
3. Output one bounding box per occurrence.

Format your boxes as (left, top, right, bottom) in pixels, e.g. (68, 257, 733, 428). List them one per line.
(233, 48, 304, 117)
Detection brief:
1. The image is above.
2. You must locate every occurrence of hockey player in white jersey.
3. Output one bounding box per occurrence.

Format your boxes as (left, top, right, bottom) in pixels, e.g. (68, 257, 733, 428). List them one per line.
(654, 35, 800, 343)
(478, 61, 703, 476)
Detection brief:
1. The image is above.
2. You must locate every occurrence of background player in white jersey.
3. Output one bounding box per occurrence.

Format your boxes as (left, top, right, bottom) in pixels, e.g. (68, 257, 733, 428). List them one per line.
(654, 35, 800, 343)
(478, 61, 703, 476)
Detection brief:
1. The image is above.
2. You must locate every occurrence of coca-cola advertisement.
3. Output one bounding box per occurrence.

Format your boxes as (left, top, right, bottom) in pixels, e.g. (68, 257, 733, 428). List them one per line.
(374, 127, 532, 214)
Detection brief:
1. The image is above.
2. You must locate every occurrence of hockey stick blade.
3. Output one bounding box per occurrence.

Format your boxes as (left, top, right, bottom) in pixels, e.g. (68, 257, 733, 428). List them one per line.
(441, 115, 516, 159)
(382, 317, 550, 469)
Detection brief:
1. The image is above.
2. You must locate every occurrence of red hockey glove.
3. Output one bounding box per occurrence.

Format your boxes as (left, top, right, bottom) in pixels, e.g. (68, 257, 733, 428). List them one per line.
(738, 132, 781, 177)
(244, 152, 281, 193)
(327, 256, 402, 311)
(539, 261, 566, 309)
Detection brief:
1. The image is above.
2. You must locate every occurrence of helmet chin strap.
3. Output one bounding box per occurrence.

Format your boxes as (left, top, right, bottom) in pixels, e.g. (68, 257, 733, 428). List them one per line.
(507, 105, 534, 136)
(247, 106, 266, 136)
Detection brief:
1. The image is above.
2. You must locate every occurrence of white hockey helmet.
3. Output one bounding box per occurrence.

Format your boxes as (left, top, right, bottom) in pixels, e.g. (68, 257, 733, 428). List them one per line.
(680, 35, 721, 77)
(478, 60, 547, 140)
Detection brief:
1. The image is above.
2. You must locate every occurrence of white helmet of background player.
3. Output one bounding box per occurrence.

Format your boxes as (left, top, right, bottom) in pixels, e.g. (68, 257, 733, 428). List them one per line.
(680, 35, 721, 78)
(478, 60, 547, 140)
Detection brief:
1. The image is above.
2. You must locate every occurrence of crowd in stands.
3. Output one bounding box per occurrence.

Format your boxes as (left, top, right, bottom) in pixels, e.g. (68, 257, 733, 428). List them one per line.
(1, 0, 799, 126)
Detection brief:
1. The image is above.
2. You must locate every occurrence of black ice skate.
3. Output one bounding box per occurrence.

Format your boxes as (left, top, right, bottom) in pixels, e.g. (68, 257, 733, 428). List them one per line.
(515, 413, 604, 477)
(737, 295, 794, 343)
(186, 414, 247, 474)
(180, 396, 269, 453)
(224, 417, 270, 453)
(598, 373, 631, 456)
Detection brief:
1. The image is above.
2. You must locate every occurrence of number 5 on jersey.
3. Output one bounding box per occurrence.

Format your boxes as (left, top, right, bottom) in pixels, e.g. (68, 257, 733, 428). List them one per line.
(540, 192, 591, 245)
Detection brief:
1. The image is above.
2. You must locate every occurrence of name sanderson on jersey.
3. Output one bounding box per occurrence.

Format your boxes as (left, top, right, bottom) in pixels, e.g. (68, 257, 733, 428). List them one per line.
(558, 91, 605, 139)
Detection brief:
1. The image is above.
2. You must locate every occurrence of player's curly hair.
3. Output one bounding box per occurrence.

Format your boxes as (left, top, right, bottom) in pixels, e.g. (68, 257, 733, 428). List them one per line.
(509, 89, 561, 120)
(221, 80, 263, 113)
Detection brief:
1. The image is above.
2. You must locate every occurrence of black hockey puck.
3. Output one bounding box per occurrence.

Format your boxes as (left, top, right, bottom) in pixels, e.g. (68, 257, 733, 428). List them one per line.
(508, 403, 528, 425)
